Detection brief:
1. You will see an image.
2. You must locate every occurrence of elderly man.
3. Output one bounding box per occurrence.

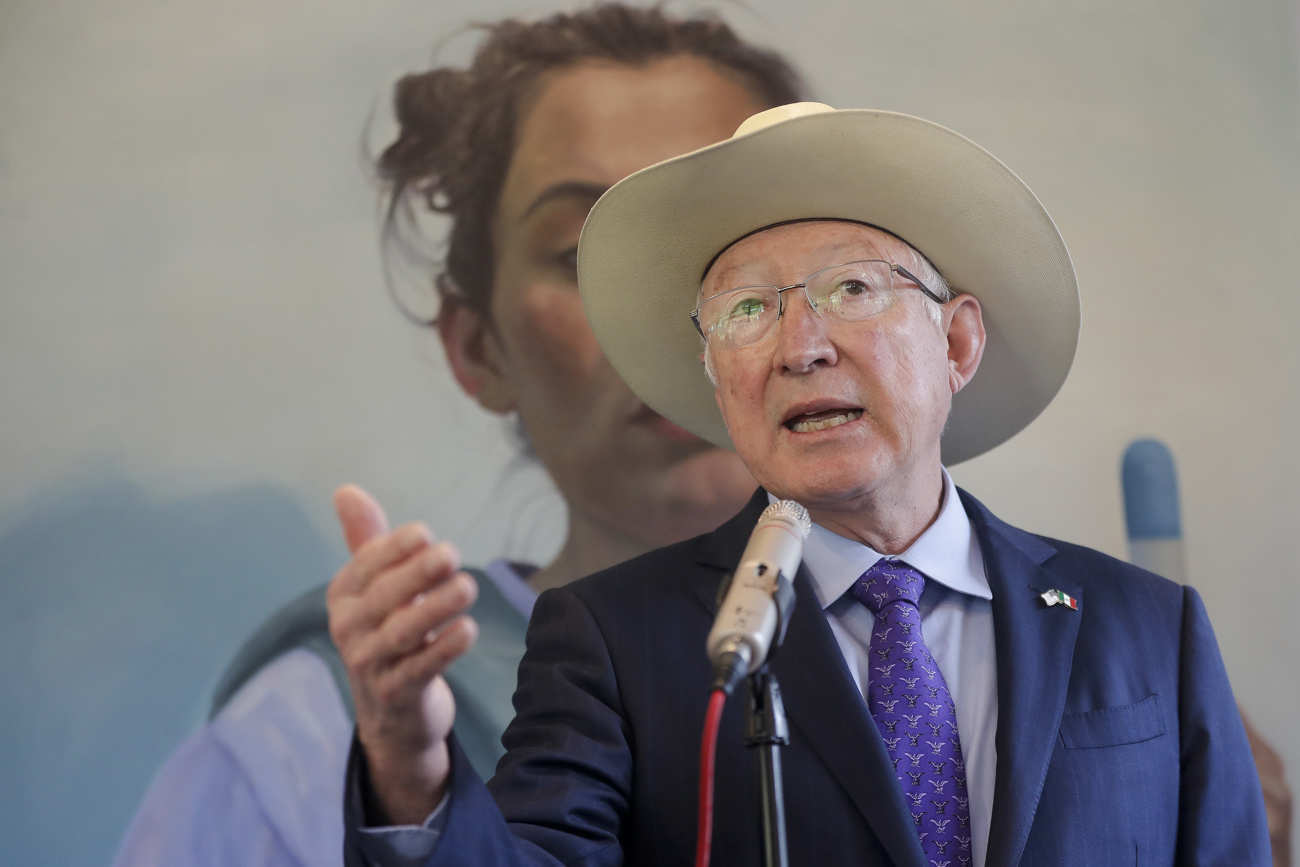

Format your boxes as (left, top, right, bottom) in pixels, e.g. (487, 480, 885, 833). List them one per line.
(334, 104, 1269, 866)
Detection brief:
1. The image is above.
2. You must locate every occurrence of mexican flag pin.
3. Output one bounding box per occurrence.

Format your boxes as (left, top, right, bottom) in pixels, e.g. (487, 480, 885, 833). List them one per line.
(1040, 589, 1080, 610)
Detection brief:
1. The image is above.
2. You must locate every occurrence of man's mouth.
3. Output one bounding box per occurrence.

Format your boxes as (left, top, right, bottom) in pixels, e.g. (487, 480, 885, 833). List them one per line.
(785, 408, 864, 433)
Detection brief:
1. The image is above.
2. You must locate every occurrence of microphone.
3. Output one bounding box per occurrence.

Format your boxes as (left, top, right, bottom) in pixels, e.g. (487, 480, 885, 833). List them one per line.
(707, 500, 811, 694)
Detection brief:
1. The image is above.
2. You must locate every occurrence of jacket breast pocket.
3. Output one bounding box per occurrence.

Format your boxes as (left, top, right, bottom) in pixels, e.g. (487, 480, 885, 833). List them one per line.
(1058, 694, 1165, 749)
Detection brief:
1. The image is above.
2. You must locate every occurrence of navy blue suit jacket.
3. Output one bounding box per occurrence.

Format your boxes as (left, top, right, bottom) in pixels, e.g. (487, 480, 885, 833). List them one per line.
(345, 489, 1268, 866)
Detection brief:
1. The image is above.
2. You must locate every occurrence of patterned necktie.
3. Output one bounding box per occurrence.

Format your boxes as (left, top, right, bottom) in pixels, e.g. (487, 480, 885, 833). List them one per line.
(852, 558, 971, 867)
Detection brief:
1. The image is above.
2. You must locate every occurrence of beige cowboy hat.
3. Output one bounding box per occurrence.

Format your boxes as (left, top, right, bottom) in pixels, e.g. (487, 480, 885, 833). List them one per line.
(577, 103, 1079, 465)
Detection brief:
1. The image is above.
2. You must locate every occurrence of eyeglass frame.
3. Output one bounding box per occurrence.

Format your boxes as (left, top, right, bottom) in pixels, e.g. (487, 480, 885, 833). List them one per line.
(689, 259, 950, 344)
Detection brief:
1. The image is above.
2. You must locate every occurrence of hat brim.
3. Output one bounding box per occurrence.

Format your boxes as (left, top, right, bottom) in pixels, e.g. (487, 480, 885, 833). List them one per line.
(577, 108, 1079, 465)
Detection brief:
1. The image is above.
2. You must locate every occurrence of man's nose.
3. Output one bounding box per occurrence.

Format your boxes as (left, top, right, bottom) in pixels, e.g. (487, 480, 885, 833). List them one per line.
(773, 288, 837, 373)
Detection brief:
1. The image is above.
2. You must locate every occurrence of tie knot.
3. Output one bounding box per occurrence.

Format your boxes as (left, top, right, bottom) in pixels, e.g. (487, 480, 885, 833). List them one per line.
(852, 558, 925, 613)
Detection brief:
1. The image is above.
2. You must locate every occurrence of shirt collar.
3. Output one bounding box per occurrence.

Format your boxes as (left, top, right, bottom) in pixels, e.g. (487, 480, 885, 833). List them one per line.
(772, 468, 991, 610)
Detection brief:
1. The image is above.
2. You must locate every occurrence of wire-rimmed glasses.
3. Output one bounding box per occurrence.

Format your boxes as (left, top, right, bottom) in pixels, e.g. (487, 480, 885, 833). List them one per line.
(691, 260, 947, 349)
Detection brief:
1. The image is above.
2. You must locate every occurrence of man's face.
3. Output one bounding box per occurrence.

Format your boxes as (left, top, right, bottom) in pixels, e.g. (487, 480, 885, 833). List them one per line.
(703, 221, 974, 516)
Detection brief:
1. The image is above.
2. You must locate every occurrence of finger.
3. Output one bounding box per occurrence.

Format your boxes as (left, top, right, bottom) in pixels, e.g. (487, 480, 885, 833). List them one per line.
(330, 521, 432, 601)
(404, 616, 479, 691)
(329, 534, 448, 650)
(373, 616, 480, 711)
(349, 570, 477, 671)
(334, 484, 391, 554)
(336, 541, 462, 642)
(372, 541, 462, 613)
(381, 569, 477, 656)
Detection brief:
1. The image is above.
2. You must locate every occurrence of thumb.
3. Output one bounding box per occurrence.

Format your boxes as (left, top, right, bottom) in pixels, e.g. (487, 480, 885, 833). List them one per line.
(333, 484, 390, 554)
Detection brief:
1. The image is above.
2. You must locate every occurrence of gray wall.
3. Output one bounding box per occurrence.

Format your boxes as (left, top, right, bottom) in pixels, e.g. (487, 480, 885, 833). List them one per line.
(2, 0, 1297, 863)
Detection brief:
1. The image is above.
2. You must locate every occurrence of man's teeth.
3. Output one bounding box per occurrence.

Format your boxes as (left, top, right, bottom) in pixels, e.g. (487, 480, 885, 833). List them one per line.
(790, 409, 863, 433)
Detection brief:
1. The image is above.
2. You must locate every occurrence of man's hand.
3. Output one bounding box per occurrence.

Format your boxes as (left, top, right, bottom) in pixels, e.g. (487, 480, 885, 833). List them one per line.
(327, 484, 479, 825)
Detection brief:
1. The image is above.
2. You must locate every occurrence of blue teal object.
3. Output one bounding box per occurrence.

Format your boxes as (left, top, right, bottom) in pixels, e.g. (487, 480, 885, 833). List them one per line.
(208, 582, 355, 722)
(1122, 439, 1182, 540)
(0, 472, 341, 867)
(207, 563, 528, 781)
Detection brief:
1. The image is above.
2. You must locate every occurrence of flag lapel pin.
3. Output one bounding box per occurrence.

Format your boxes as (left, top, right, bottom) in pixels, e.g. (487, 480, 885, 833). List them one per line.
(1040, 589, 1080, 610)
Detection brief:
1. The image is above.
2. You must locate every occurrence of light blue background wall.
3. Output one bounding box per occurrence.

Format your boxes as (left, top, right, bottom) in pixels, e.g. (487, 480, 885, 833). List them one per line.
(2, 0, 1297, 863)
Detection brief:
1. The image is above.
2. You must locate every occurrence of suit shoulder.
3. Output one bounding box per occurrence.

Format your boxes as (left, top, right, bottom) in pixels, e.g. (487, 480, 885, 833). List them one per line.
(1031, 532, 1191, 612)
(1034, 533, 1172, 581)
(549, 490, 764, 610)
(531, 527, 730, 628)
(960, 486, 1188, 603)
(564, 530, 723, 606)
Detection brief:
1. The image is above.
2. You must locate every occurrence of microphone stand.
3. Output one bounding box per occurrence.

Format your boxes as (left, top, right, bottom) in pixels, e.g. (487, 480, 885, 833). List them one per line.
(744, 574, 795, 867)
(746, 668, 789, 867)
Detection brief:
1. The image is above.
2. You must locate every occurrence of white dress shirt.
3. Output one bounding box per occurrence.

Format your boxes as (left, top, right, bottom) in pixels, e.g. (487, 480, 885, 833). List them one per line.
(788, 468, 998, 867)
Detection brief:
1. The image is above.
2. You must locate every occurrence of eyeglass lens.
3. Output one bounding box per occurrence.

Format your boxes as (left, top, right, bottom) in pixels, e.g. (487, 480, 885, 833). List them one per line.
(698, 260, 898, 347)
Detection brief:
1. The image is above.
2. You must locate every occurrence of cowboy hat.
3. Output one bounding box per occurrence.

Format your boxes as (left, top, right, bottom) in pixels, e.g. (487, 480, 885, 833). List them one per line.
(577, 103, 1079, 464)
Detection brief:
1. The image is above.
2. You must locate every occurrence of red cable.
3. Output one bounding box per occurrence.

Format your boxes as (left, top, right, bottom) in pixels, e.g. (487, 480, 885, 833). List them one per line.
(695, 688, 728, 867)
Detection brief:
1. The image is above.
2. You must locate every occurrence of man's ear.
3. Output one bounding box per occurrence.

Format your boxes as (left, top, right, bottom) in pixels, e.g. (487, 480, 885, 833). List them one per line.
(436, 295, 516, 414)
(943, 294, 986, 395)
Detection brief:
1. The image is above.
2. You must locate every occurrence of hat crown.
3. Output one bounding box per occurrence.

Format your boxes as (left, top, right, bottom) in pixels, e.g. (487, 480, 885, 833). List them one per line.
(732, 102, 835, 138)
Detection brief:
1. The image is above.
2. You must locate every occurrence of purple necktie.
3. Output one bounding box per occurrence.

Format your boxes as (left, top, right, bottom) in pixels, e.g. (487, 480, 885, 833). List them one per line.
(852, 559, 972, 867)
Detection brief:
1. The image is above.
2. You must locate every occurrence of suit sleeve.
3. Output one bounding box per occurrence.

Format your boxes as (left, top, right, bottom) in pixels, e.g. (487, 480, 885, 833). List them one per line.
(1175, 585, 1271, 866)
(343, 586, 633, 867)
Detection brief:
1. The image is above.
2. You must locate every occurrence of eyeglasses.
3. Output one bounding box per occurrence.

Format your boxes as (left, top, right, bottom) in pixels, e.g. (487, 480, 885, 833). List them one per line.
(691, 260, 948, 350)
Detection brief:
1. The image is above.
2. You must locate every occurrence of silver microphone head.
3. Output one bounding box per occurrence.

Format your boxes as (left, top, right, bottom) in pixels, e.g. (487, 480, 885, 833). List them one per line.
(761, 500, 811, 539)
(706, 498, 811, 689)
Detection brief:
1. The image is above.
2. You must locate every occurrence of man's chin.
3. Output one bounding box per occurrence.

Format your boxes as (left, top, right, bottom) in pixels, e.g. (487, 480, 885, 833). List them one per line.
(744, 442, 878, 499)
(757, 473, 873, 511)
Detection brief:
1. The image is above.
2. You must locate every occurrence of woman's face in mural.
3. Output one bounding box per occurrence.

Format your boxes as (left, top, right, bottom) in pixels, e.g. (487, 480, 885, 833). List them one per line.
(442, 56, 765, 546)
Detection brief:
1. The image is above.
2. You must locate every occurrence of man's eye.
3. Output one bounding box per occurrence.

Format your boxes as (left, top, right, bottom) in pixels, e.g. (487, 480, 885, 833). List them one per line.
(707, 294, 767, 337)
(730, 296, 765, 319)
(835, 279, 869, 297)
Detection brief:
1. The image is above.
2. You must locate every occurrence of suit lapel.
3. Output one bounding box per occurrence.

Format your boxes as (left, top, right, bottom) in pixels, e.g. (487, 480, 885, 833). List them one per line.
(960, 491, 1083, 867)
(690, 490, 927, 867)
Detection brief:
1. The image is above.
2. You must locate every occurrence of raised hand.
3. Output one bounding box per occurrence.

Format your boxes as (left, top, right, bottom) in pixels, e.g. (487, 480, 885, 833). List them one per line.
(327, 484, 479, 824)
